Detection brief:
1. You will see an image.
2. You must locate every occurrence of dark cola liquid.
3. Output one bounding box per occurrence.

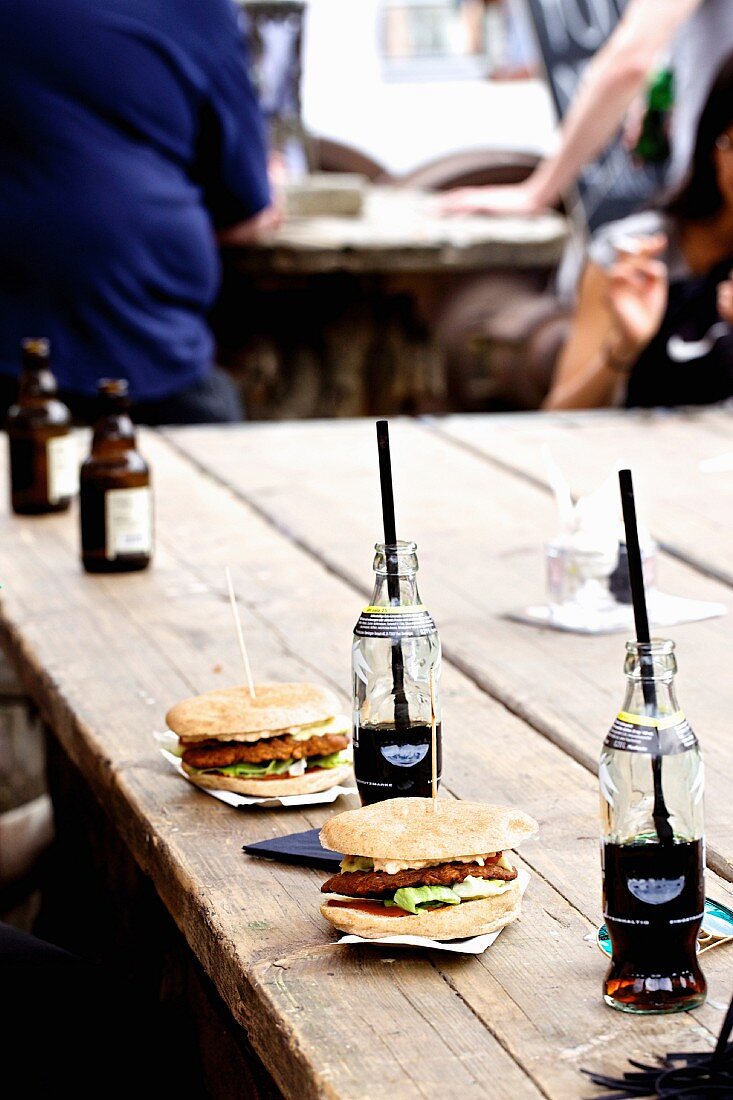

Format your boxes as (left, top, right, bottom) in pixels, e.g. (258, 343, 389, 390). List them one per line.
(603, 839, 706, 1013)
(354, 721, 442, 805)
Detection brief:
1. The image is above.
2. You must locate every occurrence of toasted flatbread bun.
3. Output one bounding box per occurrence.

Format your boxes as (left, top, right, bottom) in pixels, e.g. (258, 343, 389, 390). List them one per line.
(320, 798, 538, 860)
(321, 877, 522, 939)
(183, 762, 353, 797)
(166, 682, 342, 742)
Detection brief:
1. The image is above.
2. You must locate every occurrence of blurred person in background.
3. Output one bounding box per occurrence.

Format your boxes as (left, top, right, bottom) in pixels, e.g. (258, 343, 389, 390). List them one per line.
(441, 0, 733, 216)
(543, 55, 733, 410)
(0, 0, 277, 426)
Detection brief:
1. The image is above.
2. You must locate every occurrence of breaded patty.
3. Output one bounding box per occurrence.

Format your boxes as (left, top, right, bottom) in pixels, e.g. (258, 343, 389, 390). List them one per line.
(182, 732, 349, 770)
(321, 858, 517, 897)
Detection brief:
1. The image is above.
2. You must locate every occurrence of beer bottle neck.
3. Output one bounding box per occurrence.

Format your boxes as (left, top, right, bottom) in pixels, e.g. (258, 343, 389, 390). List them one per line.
(370, 542, 422, 607)
(91, 407, 137, 454)
(18, 365, 57, 404)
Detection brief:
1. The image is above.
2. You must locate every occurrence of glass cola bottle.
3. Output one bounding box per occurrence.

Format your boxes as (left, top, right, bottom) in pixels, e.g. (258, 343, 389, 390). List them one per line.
(600, 639, 706, 1013)
(352, 541, 441, 805)
(80, 379, 152, 573)
(6, 338, 77, 515)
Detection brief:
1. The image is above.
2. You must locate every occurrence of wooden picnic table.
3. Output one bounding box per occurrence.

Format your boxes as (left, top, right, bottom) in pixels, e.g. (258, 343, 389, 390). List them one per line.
(225, 187, 568, 276)
(1, 408, 733, 1098)
(216, 188, 569, 419)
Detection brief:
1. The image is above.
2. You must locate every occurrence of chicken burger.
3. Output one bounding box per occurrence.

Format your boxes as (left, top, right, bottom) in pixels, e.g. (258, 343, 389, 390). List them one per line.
(320, 797, 537, 939)
(167, 682, 352, 796)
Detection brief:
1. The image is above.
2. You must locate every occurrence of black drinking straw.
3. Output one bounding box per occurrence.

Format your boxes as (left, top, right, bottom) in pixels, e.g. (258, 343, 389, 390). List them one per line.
(619, 469, 673, 845)
(376, 421, 410, 728)
(583, 990, 733, 1095)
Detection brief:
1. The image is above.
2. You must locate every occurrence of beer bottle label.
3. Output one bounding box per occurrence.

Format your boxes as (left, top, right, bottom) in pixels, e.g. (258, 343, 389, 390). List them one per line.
(9, 438, 35, 495)
(605, 710, 697, 755)
(105, 486, 152, 559)
(47, 434, 79, 504)
(354, 604, 436, 640)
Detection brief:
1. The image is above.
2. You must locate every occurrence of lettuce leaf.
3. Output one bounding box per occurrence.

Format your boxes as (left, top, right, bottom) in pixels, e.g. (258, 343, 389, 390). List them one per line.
(192, 747, 349, 778)
(385, 885, 462, 914)
(289, 716, 351, 741)
(340, 856, 374, 872)
(451, 876, 513, 900)
(379, 878, 513, 912)
(308, 749, 350, 770)
(197, 758, 296, 777)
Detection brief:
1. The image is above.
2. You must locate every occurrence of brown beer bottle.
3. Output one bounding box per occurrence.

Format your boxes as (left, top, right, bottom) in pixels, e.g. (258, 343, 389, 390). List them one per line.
(5, 338, 77, 515)
(80, 379, 152, 573)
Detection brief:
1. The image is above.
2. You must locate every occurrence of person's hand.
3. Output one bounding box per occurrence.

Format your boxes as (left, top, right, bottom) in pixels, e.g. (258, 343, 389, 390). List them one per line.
(436, 180, 545, 217)
(605, 235, 669, 357)
(717, 271, 733, 324)
(217, 202, 281, 246)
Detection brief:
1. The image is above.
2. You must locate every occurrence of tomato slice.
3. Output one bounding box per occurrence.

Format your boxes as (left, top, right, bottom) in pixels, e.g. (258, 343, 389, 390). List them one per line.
(326, 899, 448, 917)
(326, 899, 407, 917)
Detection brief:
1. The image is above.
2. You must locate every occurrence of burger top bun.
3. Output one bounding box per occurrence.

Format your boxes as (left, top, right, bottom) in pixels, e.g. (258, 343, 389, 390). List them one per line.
(320, 798, 538, 861)
(166, 682, 342, 742)
(183, 762, 352, 798)
(321, 877, 522, 939)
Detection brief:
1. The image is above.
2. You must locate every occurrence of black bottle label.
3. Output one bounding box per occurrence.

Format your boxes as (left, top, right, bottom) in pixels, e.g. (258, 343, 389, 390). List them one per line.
(354, 605, 436, 639)
(605, 710, 697, 755)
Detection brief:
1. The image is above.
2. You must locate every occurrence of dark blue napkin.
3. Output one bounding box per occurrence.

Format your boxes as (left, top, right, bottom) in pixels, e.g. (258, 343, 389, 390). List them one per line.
(243, 827, 342, 870)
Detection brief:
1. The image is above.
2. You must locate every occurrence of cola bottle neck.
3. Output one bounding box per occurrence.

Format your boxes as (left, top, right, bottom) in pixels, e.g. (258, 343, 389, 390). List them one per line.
(622, 678, 679, 718)
(370, 542, 422, 607)
(622, 639, 680, 717)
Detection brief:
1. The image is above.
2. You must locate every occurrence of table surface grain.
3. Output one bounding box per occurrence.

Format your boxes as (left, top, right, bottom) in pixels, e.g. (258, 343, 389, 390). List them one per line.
(2, 409, 733, 1099)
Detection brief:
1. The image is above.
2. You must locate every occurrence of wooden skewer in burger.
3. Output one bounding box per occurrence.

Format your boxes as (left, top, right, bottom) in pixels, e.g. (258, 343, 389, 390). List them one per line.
(165, 569, 352, 797)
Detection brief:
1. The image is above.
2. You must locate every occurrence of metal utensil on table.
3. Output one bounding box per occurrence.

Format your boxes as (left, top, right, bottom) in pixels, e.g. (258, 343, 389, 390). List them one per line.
(667, 321, 732, 362)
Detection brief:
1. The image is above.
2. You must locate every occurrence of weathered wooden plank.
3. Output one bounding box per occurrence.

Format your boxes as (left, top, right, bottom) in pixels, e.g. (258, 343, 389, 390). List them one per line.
(168, 420, 733, 882)
(435, 407, 733, 586)
(131, 434, 733, 1083)
(0, 430, 729, 1096)
(133, 435, 733, 1067)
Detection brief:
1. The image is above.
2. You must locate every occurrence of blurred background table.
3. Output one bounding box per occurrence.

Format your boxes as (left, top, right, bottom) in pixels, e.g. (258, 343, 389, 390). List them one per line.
(3, 408, 733, 1097)
(229, 187, 566, 274)
(216, 187, 568, 419)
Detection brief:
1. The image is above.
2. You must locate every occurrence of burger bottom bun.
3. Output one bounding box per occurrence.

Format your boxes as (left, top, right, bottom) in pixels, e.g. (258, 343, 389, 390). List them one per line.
(183, 763, 353, 798)
(321, 877, 522, 940)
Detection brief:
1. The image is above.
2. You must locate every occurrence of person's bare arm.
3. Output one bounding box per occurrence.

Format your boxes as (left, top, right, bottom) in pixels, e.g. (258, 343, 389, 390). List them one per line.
(542, 262, 626, 409)
(441, 0, 703, 216)
(544, 240, 668, 410)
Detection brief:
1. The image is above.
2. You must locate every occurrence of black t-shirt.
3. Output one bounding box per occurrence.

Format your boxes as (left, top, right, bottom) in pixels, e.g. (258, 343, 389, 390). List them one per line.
(626, 257, 733, 408)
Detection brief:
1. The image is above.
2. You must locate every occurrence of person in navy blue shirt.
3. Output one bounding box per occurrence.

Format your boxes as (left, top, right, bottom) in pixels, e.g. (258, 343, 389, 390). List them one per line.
(0, 0, 273, 424)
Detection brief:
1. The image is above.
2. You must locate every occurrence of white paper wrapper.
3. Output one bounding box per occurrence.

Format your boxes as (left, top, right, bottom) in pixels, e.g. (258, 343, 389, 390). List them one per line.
(155, 731, 358, 809)
(510, 590, 726, 635)
(335, 868, 531, 955)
